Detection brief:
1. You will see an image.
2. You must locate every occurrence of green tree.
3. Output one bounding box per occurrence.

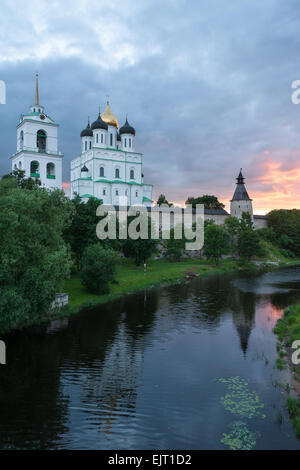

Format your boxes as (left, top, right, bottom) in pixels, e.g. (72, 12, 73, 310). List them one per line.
(63, 195, 104, 269)
(164, 224, 186, 261)
(0, 178, 72, 332)
(2, 169, 41, 189)
(237, 212, 260, 261)
(224, 216, 240, 256)
(121, 214, 157, 266)
(80, 244, 118, 294)
(267, 209, 300, 256)
(203, 223, 230, 265)
(185, 195, 225, 210)
(156, 194, 173, 207)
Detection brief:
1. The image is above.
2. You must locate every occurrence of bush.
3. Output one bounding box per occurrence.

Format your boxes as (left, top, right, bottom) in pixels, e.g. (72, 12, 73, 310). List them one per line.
(80, 244, 118, 294)
(0, 178, 72, 332)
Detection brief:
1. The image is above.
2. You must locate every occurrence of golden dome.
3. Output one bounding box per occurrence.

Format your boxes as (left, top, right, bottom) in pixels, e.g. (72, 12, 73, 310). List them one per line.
(101, 99, 119, 128)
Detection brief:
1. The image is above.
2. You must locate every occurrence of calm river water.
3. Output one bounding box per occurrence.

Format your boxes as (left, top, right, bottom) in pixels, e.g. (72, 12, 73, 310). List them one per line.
(1, 266, 300, 450)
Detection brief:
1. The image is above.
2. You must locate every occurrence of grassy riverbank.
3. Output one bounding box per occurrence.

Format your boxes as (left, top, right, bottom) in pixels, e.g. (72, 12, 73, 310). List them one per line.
(1, 257, 299, 336)
(64, 257, 300, 311)
(274, 304, 300, 437)
(64, 258, 239, 309)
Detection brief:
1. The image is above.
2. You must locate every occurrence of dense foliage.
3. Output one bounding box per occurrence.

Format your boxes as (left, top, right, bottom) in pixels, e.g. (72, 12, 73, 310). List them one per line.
(267, 209, 300, 257)
(203, 223, 230, 264)
(80, 244, 118, 294)
(0, 177, 72, 331)
(185, 195, 225, 210)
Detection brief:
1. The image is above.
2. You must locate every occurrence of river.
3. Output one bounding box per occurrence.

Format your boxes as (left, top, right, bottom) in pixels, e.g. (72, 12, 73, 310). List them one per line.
(1, 266, 300, 449)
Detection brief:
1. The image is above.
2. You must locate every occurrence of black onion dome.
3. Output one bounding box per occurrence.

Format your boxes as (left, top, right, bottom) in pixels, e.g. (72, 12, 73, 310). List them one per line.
(119, 117, 135, 136)
(91, 112, 108, 131)
(81, 165, 88, 172)
(80, 120, 93, 138)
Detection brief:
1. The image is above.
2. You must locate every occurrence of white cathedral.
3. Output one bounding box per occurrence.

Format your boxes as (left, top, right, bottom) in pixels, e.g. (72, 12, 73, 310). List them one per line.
(70, 100, 153, 206)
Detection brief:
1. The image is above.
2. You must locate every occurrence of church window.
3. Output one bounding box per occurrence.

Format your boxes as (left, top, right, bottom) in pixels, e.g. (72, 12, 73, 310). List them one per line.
(89, 141, 92, 149)
(20, 130, 24, 150)
(37, 129, 46, 152)
(135, 190, 138, 197)
(125, 189, 128, 196)
(124, 138, 127, 148)
(101, 134, 103, 144)
(129, 138, 131, 148)
(110, 133, 113, 146)
(18, 161, 22, 169)
(30, 160, 40, 176)
(46, 162, 55, 178)
(85, 141, 87, 151)
(115, 168, 120, 179)
(130, 169, 134, 179)
(96, 134, 98, 144)
(100, 166, 104, 177)
(103, 188, 106, 196)
(14, 164, 17, 170)
(115, 189, 119, 196)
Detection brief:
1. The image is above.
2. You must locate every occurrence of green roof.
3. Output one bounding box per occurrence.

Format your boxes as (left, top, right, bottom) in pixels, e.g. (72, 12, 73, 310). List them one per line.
(143, 196, 153, 202)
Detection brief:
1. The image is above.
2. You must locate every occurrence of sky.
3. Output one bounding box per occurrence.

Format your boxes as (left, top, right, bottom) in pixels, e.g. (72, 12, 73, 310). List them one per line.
(1, 0, 300, 214)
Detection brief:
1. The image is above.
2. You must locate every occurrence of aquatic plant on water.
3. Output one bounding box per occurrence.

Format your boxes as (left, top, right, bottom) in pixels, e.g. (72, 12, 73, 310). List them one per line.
(219, 376, 265, 419)
(221, 421, 258, 450)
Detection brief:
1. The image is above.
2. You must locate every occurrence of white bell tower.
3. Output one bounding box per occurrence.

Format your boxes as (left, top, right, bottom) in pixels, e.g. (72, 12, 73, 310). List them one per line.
(11, 73, 63, 189)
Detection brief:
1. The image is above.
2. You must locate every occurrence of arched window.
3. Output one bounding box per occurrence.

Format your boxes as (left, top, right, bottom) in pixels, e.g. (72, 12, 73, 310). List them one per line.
(85, 141, 87, 151)
(37, 130, 46, 152)
(103, 188, 106, 196)
(89, 141, 92, 149)
(135, 190, 138, 197)
(20, 130, 24, 150)
(115, 189, 119, 196)
(124, 138, 127, 148)
(100, 166, 104, 177)
(96, 134, 98, 144)
(30, 160, 40, 176)
(18, 161, 22, 169)
(14, 163, 17, 170)
(47, 162, 55, 178)
(115, 168, 120, 179)
(110, 133, 113, 146)
(101, 134, 103, 144)
(129, 138, 131, 148)
(130, 169, 134, 179)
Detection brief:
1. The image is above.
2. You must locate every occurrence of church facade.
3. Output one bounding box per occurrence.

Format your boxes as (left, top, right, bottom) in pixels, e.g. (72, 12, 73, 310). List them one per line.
(11, 74, 63, 189)
(70, 100, 153, 206)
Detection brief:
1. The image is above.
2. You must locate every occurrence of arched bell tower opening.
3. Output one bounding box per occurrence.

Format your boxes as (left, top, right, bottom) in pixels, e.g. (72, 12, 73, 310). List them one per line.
(37, 130, 46, 152)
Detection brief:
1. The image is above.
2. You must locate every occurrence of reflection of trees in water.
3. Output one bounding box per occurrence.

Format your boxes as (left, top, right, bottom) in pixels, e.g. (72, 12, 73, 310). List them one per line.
(78, 290, 159, 435)
(0, 330, 69, 449)
(160, 275, 233, 330)
(269, 282, 300, 310)
(0, 290, 159, 448)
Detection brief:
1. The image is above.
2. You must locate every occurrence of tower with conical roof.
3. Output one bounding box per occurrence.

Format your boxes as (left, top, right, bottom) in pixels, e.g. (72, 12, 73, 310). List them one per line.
(230, 169, 253, 219)
(11, 73, 63, 189)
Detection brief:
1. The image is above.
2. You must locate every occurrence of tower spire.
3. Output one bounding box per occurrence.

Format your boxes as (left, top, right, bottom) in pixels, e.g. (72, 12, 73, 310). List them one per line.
(35, 72, 39, 105)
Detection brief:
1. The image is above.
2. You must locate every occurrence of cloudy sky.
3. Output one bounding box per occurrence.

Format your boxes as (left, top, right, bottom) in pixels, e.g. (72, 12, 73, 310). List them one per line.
(1, 0, 300, 213)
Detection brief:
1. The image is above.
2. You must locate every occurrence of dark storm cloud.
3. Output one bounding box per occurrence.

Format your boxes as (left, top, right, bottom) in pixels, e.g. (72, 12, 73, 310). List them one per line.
(0, 0, 300, 210)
